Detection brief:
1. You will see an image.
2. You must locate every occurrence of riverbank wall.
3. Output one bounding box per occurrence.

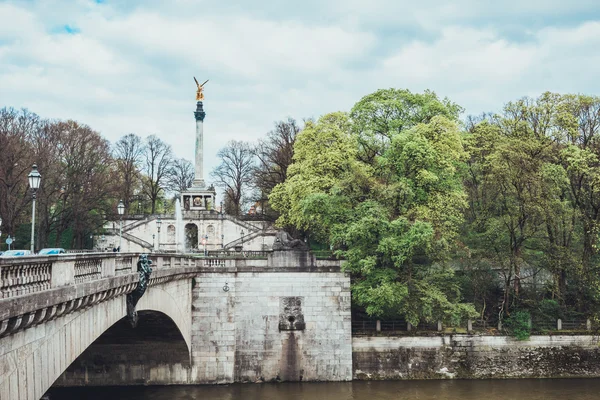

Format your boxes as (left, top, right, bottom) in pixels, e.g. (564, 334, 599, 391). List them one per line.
(353, 335, 600, 380)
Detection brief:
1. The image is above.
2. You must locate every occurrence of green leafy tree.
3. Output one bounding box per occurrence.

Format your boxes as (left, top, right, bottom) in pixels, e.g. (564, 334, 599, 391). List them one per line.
(350, 88, 463, 164)
(272, 93, 476, 326)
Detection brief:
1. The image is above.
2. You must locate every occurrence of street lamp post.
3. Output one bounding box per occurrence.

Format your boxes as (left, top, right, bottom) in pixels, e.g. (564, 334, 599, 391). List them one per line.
(241, 230, 244, 250)
(117, 200, 125, 251)
(28, 164, 41, 253)
(204, 234, 208, 256)
(152, 234, 155, 250)
(156, 217, 162, 251)
(221, 233, 224, 249)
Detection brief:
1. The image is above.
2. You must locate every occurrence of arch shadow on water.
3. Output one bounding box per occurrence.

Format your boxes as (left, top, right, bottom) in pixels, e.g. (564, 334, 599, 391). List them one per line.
(51, 310, 190, 389)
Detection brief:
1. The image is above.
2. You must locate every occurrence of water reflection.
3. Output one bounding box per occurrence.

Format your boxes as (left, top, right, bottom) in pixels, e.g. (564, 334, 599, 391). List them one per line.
(50, 379, 600, 400)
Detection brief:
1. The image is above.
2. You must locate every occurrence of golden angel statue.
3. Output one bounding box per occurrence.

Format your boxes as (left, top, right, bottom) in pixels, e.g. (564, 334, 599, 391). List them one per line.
(194, 77, 209, 101)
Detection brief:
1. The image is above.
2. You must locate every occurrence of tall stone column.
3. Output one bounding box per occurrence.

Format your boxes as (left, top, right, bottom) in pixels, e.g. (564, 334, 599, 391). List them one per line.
(193, 101, 206, 188)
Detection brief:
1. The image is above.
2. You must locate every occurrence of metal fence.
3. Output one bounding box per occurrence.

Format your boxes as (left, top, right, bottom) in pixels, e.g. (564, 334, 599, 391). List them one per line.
(351, 317, 596, 336)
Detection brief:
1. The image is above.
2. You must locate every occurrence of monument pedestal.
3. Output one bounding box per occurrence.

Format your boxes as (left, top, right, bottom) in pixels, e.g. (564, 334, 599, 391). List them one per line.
(268, 250, 315, 269)
(181, 184, 216, 212)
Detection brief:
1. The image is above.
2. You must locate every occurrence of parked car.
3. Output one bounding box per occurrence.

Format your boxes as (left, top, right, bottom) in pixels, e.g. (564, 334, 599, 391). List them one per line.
(0, 250, 32, 258)
(38, 248, 66, 255)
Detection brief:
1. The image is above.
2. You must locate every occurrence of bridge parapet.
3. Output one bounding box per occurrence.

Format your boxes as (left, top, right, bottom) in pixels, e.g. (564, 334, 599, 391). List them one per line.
(0, 253, 198, 339)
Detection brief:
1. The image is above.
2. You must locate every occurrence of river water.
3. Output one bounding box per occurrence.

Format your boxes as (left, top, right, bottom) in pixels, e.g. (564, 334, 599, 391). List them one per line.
(50, 379, 600, 399)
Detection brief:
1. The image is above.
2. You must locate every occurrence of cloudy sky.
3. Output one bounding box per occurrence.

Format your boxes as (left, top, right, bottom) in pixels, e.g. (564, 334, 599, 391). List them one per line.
(1, 0, 600, 181)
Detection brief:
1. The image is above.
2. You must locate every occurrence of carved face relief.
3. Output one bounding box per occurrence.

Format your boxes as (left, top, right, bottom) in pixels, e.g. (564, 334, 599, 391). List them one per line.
(279, 297, 305, 331)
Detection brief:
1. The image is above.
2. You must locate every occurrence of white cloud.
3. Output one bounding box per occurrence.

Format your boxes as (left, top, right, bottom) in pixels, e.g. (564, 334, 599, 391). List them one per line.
(1, 0, 600, 187)
(372, 22, 600, 114)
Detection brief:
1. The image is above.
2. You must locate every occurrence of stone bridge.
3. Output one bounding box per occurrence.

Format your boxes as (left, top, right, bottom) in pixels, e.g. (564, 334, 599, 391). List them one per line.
(0, 251, 352, 399)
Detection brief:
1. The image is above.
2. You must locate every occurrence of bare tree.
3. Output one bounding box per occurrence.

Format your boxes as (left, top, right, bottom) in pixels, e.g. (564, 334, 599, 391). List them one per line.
(0, 108, 39, 242)
(211, 140, 255, 216)
(114, 133, 144, 213)
(30, 119, 69, 249)
(142, 135, 173, 214)
(253, 118, 301, 216)
(166, 158, 194, 196)
(0, 108, 117, 250)
(52, 121, 114, 248)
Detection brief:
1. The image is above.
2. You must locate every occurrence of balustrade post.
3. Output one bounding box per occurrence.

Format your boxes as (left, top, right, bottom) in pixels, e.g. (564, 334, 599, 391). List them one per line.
(51, 259, 75, 288)
(102, 256, 116, 278)
(587, 319, 592, 331)
(437, 321, 442, 331)
(376, 320, 381, 332)
(467, 319, 473, 333)
(557, 318, 562, 330)
(407, 322, 412, 331)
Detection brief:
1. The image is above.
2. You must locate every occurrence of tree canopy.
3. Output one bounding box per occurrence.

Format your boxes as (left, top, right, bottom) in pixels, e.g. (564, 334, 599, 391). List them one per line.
(271, 89, 600, 326)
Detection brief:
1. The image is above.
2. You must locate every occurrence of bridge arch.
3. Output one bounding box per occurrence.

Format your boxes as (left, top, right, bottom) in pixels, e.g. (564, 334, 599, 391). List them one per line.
(54, 310, 190, 388)
(0, 279, 192, 400)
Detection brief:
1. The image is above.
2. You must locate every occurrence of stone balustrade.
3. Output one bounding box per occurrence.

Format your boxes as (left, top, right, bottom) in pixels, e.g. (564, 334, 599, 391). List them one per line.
(0, 252, 201, 339)
(0, 253, 202, 299)
(0, 250, 341, 302)
(0, 261, 52, 299)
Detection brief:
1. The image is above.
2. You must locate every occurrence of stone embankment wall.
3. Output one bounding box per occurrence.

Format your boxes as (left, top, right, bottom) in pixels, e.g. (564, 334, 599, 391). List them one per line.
(353, 335, 600, 380)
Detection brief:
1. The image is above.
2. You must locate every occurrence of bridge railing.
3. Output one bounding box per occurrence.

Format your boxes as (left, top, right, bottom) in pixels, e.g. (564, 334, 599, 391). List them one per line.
(0, 252, 198, 300)
(1, 250, 343, 299)
(206, 250, 270, 259)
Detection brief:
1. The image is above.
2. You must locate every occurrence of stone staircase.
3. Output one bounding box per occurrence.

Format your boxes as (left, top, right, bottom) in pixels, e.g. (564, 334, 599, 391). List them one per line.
(105, 228, 153, 250)
(224, 229, 275, 250)
(222, 214, 261, 233)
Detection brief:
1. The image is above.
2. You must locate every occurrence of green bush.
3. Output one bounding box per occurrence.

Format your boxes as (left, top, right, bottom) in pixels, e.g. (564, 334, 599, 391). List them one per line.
(537, 299, 560, 320)
(504, 311, 531, 341)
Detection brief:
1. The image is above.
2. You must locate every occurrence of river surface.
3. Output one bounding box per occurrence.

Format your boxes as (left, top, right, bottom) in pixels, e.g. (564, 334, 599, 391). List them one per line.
(50, 379, 600, 399)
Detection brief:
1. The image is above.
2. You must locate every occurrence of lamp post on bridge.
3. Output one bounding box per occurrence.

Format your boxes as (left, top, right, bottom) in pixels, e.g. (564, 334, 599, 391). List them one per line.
(241, 229, 244, 251)
(28, 164, 41, 253)
(117, 200, 125, 252)
(221, 233, 224, 249)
